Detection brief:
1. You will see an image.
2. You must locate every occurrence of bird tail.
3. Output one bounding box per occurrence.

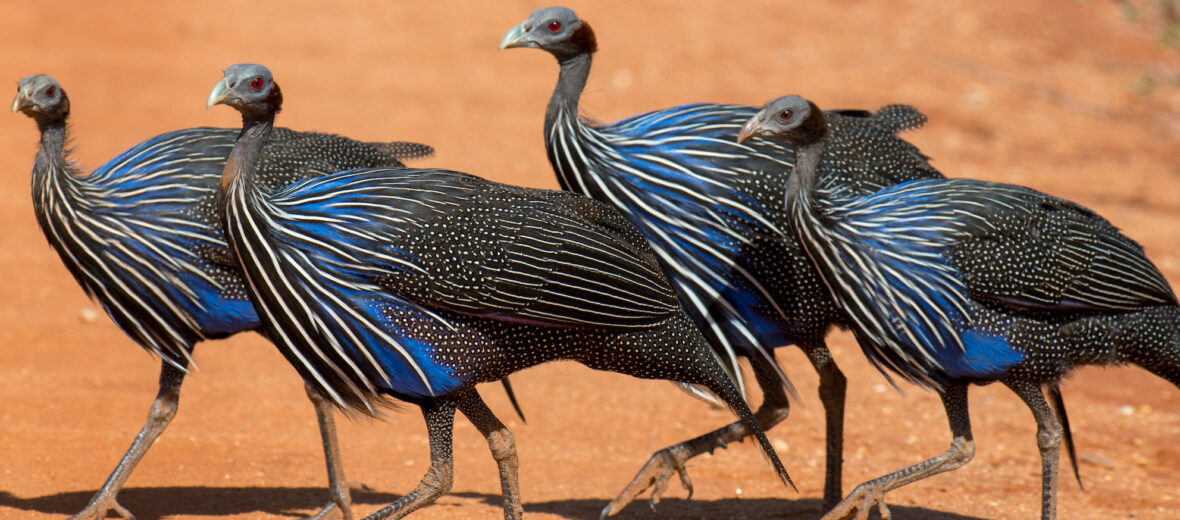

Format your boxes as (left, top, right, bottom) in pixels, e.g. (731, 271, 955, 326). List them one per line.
(1045, 384, 1082, 490)
(372, 141, 435, 161)
(499, 377, 527, 423)
(691, 341, 795, 491)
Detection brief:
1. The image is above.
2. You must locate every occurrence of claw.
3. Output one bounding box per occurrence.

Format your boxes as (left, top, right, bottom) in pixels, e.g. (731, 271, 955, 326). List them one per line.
(69, 498, 135, 520)
(602, 447, 692, 518)
(301, 479, 374, 520)
(822, 482, 890, 520)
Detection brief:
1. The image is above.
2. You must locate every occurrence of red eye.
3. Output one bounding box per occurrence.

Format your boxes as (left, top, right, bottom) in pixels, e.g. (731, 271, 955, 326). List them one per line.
(779, 109, 794, 121)
(250, 77, 264, 90)
(45, 86, 56, 97)
(548, 21, 561, 32)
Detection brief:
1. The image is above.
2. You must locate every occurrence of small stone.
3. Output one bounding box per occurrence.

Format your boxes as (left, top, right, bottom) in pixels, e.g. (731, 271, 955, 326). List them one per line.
(79, 307, 99, 323)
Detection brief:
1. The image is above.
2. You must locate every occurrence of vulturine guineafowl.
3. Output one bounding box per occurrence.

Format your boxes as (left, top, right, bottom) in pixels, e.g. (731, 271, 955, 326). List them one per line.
(12, 73, 436, 520)
(500, 6, 945, 515)
(208, 63, 792, 520)
(739, 95, 1180, 520)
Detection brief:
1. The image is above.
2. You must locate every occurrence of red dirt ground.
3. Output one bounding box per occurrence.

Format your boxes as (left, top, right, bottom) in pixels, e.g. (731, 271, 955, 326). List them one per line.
(1, 1, 1179, 519)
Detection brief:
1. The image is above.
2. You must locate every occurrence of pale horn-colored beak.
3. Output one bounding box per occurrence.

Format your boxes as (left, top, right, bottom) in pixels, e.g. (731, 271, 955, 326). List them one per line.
(736, 116, 767, 144)
(206, 78, 233, 109)
(499, 22, 535, 50)
(11, 91, 31, 114)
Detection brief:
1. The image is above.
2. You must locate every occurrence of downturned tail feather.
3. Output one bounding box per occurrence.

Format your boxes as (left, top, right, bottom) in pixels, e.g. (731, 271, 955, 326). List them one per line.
(1045, 384, 1082, 490)
(500, 377, 527, 424)
(694, 348, 795, 491)
(372, 141, 435, 161)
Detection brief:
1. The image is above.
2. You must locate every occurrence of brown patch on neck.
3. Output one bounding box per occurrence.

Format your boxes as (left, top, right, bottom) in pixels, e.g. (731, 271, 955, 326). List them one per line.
(269, 83, 284, 115)
(221, 153, 243, 191)
(801, 101, 831, 144)
(571, 22, 597, 54)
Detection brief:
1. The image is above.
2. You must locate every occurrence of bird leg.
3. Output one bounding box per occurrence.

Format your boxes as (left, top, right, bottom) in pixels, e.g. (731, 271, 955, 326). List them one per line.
(823, 383, 974, 520)
(1004, 379, 1062, 520)
(70, 361, 186, 520)
(303, 383, 374, 520)
(457, 390, 523, 520)
(361, 400, 457, 520)
(804, 342, 848, 512)
(601, 355, 791, 518)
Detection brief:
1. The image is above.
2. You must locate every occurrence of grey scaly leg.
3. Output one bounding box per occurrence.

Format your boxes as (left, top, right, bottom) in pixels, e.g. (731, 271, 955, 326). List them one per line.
(823, 383, 974, 520)
(1005, 379, 1062, 520)
(362, 400, 458, 520)
(458, 391, 523, 520)
(804, 341, 848, 512)
(304, 382, 376, 520)
(70, 362, 186, 520)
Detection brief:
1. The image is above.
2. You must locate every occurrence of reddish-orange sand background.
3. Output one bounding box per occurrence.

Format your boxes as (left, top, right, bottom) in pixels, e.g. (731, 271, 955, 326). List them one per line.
(1, 1, 1178, 519)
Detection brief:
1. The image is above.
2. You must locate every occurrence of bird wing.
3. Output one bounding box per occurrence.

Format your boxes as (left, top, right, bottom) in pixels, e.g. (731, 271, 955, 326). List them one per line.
(272, 168, 681, 330)
(808, 179, 1023, 387)
(815, 178, 1175, 387)
(946, 186, 1178, 311)
(64, 128, 248, 365)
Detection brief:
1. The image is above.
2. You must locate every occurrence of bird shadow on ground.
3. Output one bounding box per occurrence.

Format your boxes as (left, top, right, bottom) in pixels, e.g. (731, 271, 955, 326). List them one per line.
(467, 494, 988, 520)
(0, 486, 402, 519)
(0, 488, 986, 520)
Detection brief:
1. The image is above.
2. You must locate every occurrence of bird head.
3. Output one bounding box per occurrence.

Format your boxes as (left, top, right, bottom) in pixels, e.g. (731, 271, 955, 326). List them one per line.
(207, 63, 282, 117)
(738, 95, 828, 146)
(500, 6, 597, 60)
(12, 74, 69, 123)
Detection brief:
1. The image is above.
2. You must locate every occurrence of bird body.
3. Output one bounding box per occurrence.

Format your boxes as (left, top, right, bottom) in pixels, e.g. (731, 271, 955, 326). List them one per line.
(741, 94, 1180, 520)
(789, 176, 1176, 386)
(549, 101, 942, 365)
(501, 6, 944, 514)
(14, 73, 431, 520)
(32, 124, 428, 365)
(210, 63, 791, 519)
(223, 165, 692, 409)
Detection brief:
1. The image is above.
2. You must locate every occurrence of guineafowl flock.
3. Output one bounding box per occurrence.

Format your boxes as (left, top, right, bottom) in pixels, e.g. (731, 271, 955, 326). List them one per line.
(10, 5, 1177, 520)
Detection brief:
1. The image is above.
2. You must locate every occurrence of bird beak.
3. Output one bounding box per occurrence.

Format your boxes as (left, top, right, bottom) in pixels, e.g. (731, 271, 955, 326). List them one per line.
(206, 78, 233, 109)
(499, 22, 536, 50)
(737, 116, 767, 143)
(11, 91, 32, 114)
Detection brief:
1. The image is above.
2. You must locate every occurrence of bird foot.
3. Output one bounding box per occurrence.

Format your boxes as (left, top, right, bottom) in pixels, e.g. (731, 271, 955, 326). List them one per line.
(69, 495, 136, 520)
(600, 447, 692, 519)
(300, 481, 373, 520)
(821, 481, 891, 520)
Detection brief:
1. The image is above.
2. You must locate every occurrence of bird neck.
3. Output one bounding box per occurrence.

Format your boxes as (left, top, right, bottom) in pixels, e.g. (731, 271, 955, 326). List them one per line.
(32, 118, 79, 188)
(222, 113, 274, 193)
(785, 140, 826, 210)
(546, 51, 591, 130)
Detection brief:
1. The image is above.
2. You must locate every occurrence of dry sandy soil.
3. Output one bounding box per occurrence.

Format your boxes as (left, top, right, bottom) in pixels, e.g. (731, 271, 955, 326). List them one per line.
(1, 1, 1179, 519)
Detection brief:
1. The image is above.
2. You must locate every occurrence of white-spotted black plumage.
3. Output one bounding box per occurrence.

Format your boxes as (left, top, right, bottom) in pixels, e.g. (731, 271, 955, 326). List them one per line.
(750, 94, 1180, 520)
(14, 73, 432, 520)
(502, 7, 945, 513)
(212, 63, 793, 520)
